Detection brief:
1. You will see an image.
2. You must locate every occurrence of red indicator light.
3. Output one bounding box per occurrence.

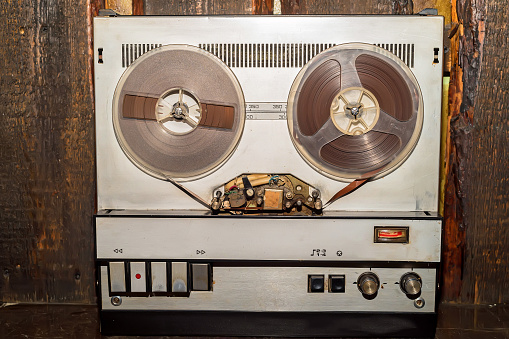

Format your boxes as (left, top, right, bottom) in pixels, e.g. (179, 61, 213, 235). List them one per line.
(379, 231, 403, 238)
(374, 227, 409, 243)
(135, 273, 141, 279)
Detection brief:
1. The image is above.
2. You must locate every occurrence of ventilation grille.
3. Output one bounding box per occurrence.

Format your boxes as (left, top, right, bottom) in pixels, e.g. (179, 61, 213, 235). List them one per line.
(199, 43, 338, 68)
(201, 43, 416, 68)
(120, 43, 415, 68)
(122, 44, 163, 67)
(375, 43, 415, 68)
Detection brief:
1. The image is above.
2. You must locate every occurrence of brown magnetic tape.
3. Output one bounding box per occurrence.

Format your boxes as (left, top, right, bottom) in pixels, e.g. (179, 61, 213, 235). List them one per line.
(112, 44, 245, 181)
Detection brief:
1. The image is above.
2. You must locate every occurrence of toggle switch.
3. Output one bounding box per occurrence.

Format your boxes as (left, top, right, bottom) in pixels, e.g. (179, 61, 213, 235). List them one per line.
(171, 262, 188, 292)
(130, 262, 146, 293)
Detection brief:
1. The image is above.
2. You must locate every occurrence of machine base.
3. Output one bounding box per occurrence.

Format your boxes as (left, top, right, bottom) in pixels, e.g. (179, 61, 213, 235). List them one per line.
(100, 310, 437, 337)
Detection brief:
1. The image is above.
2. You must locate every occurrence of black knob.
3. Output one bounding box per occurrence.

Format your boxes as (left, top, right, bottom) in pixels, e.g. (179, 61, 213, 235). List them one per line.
(357, 272, 379, 296)
(400, 273, 422, 296)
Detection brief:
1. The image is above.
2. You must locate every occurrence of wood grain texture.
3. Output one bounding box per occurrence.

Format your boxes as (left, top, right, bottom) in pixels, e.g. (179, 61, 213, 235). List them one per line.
(106, 0, 132, 14)
(0, 0, 95, 303)
(442, 0, 467, 302)
(281, 0, 305, 14)
(282, 0, 452, 16)
(281, 0, 393, 14)
(254, 0, 273, 14)
(458, 0, 508, 304)
(391, 0, 413, 14)
(444, 0, 509, 303)
(133, 0, 144, 15)
(145, 0, 253, 15)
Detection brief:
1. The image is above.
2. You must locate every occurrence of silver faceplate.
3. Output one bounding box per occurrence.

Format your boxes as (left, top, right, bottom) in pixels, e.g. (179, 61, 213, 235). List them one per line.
(96, 216, 441, 262)
(94, 16, 444, 212)
(100, 266, 436, 312)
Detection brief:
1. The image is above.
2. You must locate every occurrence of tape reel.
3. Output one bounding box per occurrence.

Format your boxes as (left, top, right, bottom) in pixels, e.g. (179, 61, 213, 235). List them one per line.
(287, 43, 423, 181)
(113, 45, 245, 181)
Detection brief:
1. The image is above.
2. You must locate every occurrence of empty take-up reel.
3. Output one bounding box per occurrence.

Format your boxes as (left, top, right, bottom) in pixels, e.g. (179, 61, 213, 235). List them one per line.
(113, 43, 424, 213)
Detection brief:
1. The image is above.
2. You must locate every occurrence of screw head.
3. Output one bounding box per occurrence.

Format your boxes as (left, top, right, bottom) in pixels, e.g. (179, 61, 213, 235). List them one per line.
(111, 296, 122, 306)
(414, 297, 425, 309)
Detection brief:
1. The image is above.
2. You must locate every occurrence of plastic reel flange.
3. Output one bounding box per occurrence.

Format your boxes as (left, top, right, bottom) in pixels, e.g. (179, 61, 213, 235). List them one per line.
(287, 43, 423, 182)
(112, 44, 245, 181)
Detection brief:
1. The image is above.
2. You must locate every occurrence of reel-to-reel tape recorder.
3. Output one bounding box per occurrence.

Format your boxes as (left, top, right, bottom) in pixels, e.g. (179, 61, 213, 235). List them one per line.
(94, 14, 443, 337)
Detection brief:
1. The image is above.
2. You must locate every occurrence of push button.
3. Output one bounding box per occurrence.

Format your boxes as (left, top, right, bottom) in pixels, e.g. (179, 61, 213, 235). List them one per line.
(171, 262, 188, 292)
(191, 264, 210, 291)
(329, 275, 346, 293)
(151, 262, 167, 292)
(130, 262, 146, 293)
(308, 275, 324, 293)
(109, 262, 126, 293)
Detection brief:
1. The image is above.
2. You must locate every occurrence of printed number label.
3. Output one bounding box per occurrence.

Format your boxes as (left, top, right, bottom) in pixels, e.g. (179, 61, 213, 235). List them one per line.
(310, 249, 326, 257)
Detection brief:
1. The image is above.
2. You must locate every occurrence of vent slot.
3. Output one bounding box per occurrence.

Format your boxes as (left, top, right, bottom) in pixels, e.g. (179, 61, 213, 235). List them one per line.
(375, 43, 415, 68)
(120, 43, 415, 69)
(199, 43, 415, 68)
(199, 43, 337, 68)
(122, 44, 163, 67)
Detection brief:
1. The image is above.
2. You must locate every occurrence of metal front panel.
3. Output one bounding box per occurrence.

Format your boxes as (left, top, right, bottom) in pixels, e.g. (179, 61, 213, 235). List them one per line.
(94, 16, 443, 212)
(101, 266, 436, 312)
(96, 216, 441, 262)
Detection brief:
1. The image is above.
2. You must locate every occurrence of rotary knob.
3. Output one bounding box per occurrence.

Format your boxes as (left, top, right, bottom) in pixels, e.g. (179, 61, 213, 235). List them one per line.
(400, 273, 422, 297)
(357, 272, 379, 296)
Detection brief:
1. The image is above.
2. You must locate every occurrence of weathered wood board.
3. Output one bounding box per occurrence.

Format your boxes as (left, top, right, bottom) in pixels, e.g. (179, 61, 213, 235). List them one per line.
(444, 0, 509, 303)
(145, 0, 255, 15)
(0, 0, 96, 302)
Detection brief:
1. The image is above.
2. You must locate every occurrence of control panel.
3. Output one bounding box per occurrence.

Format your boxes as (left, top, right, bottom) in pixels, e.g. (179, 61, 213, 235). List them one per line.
(100, 264, 435, 313)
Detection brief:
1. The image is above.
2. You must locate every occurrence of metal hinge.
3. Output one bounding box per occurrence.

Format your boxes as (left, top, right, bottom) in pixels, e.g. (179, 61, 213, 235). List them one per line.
(417, 8, 438, 16)
(98, 9, 120, 17)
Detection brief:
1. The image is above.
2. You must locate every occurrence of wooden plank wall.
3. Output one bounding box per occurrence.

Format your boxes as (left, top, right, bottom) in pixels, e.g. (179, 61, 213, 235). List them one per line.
(443, 0, 509, 303)
(0, 0, 507, 304)
(0, 0, 95, 303)
(145, 0, 256, 15)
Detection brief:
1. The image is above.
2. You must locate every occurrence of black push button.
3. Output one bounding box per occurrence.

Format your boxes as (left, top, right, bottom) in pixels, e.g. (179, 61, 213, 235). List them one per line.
(329, 275, 346, 293)
(308, 275, 324, 293)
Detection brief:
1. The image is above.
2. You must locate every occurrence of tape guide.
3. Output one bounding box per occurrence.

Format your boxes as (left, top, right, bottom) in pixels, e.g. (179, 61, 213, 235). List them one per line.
(94, 14, 443, 337)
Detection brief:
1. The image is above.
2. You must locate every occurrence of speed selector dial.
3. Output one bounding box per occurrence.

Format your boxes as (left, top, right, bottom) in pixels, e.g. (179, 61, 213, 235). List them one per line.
(357, 272, 379, 296)
(400, 273, 422, 296)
